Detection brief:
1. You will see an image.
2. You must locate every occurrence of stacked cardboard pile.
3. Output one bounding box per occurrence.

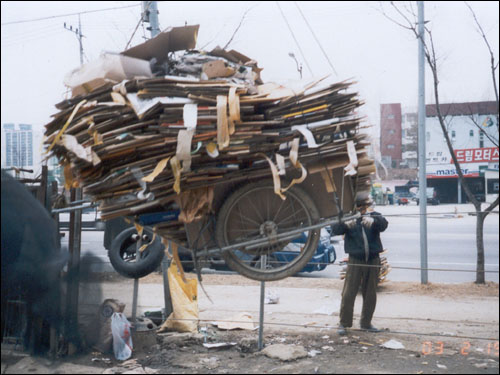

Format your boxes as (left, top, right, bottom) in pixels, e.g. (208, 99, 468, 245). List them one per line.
(44, 26, 375, 243)
(339, 250, 391, 284)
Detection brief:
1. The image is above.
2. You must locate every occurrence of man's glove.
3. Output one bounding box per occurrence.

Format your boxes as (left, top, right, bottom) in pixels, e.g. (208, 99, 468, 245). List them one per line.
(344, 219, 357, 229)
(362, 216, 374, 229)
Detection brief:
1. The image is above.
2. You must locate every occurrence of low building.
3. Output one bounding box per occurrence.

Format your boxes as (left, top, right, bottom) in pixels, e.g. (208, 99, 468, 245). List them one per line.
(425, 101, 498, 203)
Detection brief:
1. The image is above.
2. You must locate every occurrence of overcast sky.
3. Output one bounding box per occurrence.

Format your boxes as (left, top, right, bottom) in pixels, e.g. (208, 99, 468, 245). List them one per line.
(1, 1, 499, 142)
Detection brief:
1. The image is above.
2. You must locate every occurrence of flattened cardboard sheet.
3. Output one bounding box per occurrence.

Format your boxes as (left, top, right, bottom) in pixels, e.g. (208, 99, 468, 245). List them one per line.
(122, 25, 199, 63)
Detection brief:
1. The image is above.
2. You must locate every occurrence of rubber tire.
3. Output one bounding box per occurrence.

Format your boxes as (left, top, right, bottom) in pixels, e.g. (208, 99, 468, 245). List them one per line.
(108, 226, 165, 279)
(215, 180, 320, 281)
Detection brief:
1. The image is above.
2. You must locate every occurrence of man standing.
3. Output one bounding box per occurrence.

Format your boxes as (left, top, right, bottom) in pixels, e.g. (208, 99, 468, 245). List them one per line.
(332, 198, 388, 335)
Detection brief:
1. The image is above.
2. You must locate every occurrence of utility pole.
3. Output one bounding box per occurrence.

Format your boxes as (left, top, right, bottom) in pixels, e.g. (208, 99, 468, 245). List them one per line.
(64, 14, 84, 65)
(63, 14, 84, 351)
(143, 1, 160, 38)
(417, 1, 428, 285)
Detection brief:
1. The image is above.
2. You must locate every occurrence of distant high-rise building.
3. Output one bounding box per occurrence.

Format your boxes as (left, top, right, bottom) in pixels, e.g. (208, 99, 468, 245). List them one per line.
(2, 123, 33, 167)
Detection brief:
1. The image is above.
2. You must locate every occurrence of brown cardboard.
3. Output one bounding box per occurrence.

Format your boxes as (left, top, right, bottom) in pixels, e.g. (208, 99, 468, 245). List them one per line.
(122, 25, 199, 63)
(64, 53, 152, 97)
(202, 60, 235, 79)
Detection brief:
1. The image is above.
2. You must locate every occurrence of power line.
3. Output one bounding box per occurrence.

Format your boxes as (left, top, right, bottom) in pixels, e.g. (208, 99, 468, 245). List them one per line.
(1, 3, 141, 26)
(275, 1, 314, 77)
(294, 1, 338, 77)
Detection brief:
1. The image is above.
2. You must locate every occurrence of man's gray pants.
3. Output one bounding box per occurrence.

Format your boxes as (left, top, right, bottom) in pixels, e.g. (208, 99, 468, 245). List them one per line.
(339, 256, 380, 328)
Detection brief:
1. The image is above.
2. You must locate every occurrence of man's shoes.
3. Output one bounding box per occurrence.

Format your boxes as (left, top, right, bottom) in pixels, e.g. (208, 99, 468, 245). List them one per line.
(337, 324, 347, 336)
(360, 325, 382, 333)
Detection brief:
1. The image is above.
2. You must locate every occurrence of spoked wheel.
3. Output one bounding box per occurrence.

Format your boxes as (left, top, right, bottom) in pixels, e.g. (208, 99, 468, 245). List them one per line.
(215, 180, 320, 281)
(108, 226, 165, 278)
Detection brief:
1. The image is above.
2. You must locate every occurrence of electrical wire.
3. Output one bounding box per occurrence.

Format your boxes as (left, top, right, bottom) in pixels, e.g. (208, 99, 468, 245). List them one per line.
(294, 1, 338, 77)
(275, 1, 314, 77)
(125, 15, 144, 50)
(1, 3, 141, 26)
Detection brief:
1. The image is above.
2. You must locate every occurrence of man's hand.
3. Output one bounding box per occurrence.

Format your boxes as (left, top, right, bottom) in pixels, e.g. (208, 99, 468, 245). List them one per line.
(362, 216, 374, 228)
(344, 219, 357, 229)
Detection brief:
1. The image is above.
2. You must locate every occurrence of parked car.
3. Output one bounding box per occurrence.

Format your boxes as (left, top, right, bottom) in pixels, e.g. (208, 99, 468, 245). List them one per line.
(197, 228, 336, 275)
(415, 187, 440, 205)
(395, 192, 413, 205)
(104, 219, 336, 277)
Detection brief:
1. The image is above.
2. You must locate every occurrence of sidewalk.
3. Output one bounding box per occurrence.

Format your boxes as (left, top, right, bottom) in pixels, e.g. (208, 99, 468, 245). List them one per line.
(79, 274, 499, 352)
(2, 274, 498, 374)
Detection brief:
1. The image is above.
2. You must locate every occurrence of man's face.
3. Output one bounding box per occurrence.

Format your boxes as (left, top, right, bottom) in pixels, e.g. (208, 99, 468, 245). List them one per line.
(358, 204, 368, 214)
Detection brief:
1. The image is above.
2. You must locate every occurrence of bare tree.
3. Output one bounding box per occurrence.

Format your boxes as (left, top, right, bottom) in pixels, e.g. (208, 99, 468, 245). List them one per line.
(381, 1, 499, 284)
(223, 5, 256, 50)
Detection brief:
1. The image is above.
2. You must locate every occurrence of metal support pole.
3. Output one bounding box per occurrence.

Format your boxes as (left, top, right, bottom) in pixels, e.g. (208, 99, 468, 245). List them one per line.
(417, 1, 428, 284)
(258, 255, 267, 350)
(131, 234, 142, 327)
(143, 1, 160, 38)
(65, 187, 82, 349)
(162, 242, 173, 321)
(457, 179, 462, 204)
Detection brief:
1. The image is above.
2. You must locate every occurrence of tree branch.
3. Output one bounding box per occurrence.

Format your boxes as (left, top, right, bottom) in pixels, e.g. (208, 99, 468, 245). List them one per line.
(465, 105, 499, 147)
(223, 5, 255, 50)
(465, 1, 499, 131)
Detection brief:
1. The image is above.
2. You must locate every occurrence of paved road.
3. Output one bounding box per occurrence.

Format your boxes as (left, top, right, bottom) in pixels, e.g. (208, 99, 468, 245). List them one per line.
(66, 203, 499, 283)
(306, 203, 500, 283)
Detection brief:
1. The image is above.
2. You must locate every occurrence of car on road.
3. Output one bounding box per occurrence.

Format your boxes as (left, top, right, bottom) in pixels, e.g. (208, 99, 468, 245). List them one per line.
(208, 228, 337, 274)
(415, 187, 440, 205)
(104, 218, 336, 276)
(395, 192, 413, 205)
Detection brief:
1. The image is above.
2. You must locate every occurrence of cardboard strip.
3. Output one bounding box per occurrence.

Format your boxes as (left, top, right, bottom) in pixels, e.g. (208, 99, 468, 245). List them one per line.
(112, 81, 128, 95)
(344, 140, 358, 176)
(289, 138, 300, 166)
(282, 104, 328, 119)
(176, 129, 195, 171)
(111, 91, 127, 105)
(280, 137, 307, 193)
(291, 125, 319, 148)
(161, 237, 173, 260)
(260, 153, 286, 200)
(133, 222, 156, 254)
(170, 156, 182, 194)
(171, 242, 187, 283)
(64, 163, 77, 190)
(59, 134, 101, 166)
(228, 87, 240, 135)
(276, 154, 286, 176)
(134, 222, 144, 236)
(217, 95, 230, 149)
(176, 104, 198, 172)
(206, 142, 219, 158)
(320, 169, 336, 193)
(280, 161, 307, 193)
(139, 233, 156, 253)
(142, 157, 171, 183)
(46, 99, 87, 154)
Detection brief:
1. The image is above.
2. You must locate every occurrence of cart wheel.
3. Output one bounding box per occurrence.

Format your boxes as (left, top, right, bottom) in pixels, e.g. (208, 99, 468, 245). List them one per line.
(108, 226, 164, 278)
(215, 180, 320, 281)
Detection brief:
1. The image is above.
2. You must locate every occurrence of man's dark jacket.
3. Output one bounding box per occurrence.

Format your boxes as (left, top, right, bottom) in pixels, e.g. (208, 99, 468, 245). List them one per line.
(331, 211, 388, 259)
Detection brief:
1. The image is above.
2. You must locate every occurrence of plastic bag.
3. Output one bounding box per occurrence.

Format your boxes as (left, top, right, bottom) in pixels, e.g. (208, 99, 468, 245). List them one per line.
(111, 312, 133, 360)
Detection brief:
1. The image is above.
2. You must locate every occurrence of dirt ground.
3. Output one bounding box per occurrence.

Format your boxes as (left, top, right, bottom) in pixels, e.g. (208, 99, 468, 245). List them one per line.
(3, 328, 498, 374)
(2, 274, 498, 374)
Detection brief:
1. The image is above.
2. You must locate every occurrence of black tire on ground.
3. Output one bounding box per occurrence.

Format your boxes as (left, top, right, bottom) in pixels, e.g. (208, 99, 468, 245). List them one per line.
(215, 180, 320, 281)
(108, 226, 165, 279)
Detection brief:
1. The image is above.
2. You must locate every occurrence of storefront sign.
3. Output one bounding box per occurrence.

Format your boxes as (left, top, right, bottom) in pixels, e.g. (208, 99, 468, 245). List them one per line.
(427, 164, 480, 179)
(453, 147, 499, 164)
